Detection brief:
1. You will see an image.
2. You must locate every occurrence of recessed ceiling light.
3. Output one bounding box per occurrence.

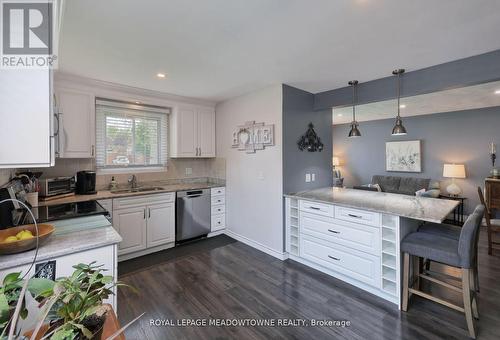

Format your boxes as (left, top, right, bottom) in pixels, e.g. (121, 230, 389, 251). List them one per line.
(337, 113, 343, 117)
(135, 101, 141, 104)
(156, 73, 166, 78)
(399, 104, 406, 109)
(495, 89, 500, 94)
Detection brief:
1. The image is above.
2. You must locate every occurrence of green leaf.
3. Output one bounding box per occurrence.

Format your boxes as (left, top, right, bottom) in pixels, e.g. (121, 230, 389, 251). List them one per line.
(52, 327, 78, 340)
(2, 272, 21, 286)
(0, 294, 9, 323)
(27, 278, 55, 298)
(73, 323, 93, 339)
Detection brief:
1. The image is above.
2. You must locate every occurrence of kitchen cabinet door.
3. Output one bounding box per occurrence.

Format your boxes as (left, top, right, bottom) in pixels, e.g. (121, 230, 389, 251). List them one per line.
(0, 69, 53, 168)
(56, 87, 95, 158)
(146, 202, 175, 247)
(113, 206, 147, 255)
(198, 107, 216, 157)
(175, 105, 198, 157)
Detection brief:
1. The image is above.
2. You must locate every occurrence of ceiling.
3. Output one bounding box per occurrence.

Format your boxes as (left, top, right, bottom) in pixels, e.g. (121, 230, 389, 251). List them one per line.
(59, 0, 500, 102)
(332, 80, 500, 125)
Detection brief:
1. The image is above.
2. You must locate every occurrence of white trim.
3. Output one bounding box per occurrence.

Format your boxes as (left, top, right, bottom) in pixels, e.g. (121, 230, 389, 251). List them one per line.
(96, 166, 167, 175)
(223, 229, 287, 261)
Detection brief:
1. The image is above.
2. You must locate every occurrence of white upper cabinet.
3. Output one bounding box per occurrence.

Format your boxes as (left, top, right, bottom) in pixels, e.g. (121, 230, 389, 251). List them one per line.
(55, 87, 95, 158)
(197, 107, 216, 157)
(170, 105, 216, 158)
(0, 69, 53, 168)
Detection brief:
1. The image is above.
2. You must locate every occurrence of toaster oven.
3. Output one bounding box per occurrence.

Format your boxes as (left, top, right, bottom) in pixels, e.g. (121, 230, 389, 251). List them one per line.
(39, 177, 75, 197)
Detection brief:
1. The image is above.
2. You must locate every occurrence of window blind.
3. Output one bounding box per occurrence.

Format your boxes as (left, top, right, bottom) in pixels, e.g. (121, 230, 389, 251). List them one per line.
(95, 99, 170, 169)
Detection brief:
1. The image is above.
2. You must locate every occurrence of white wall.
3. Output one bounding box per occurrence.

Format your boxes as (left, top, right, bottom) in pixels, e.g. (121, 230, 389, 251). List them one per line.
(216, 85, 284, 258)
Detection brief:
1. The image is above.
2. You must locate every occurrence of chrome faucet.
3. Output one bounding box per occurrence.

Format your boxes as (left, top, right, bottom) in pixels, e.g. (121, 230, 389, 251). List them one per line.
(128, 174, 138, 189)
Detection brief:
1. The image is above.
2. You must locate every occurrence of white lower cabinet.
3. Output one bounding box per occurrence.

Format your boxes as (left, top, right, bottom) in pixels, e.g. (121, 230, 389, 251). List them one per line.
(211, 187, 226, 232)
(112, 193, 175, 258)
(147, 202, 175, 247)
(285, 197, 410, 308)
(113, 206, 148, 254)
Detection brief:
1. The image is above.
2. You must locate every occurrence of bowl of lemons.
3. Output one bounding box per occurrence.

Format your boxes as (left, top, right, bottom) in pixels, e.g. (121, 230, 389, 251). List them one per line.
(0, 224, 55, 254)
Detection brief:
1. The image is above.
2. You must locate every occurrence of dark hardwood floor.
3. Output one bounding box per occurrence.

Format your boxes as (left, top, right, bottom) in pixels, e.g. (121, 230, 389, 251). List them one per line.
(117, 231, 500, 340)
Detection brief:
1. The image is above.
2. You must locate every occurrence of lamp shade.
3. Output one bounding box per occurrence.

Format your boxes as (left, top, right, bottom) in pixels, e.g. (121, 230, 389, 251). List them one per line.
(332, 157, 340, 166)
(443, 164, 466, 178)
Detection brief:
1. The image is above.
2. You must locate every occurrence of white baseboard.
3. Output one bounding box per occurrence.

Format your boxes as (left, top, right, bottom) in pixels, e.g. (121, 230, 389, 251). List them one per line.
(223, 229, 287, 261)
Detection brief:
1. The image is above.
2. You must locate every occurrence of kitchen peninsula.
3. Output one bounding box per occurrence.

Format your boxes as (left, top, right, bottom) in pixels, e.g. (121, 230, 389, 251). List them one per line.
(284, 187, 459, 307)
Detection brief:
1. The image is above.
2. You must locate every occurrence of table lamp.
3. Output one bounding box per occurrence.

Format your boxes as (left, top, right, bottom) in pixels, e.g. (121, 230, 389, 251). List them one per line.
(332, 157, 341, 178)
(443, 164, 466, 196)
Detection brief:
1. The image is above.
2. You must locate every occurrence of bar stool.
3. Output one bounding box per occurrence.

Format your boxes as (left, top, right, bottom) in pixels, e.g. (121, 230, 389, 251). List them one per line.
(418, 220, 480, 293)
(401, 205, 485, 339)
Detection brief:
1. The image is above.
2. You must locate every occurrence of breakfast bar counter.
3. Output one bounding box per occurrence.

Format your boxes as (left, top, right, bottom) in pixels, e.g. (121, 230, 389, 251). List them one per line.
(285, 187, 458, 224)
(284, 187, 459, 308)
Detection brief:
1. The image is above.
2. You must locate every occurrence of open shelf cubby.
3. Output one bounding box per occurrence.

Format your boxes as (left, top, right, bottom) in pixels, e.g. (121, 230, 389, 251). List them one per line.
(287, 198, 300, 256)
(382, 240, 396, 256)
(382, 279, 397, 294)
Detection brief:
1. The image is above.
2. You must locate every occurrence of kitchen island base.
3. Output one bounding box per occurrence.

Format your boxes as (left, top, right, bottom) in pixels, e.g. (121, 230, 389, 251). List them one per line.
(285, 196, 422, 308)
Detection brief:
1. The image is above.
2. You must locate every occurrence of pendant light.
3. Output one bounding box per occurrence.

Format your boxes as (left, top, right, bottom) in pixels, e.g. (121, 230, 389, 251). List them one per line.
(348, 80, 361, 138)
(391, 69, 407, 136)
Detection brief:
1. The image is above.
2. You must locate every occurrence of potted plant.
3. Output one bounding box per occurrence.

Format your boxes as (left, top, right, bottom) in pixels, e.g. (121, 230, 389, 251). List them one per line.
(0, 272, 54, 339)
(1, 262, 138, 340)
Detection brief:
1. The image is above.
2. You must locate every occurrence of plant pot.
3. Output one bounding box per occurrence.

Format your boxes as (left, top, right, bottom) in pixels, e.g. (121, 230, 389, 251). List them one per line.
(25, 305, 110, 340)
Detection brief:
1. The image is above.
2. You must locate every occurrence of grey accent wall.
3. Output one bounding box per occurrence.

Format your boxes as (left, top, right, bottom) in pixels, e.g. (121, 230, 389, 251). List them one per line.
(332, 108, 500, 213)
(283, 85, 332, 194)
(315, 49, 500, 110)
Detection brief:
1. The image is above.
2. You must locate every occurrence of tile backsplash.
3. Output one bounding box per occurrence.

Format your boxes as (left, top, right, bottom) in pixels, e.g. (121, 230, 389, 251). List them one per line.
(0, 169, 14, 186)
(27, 157, 226, 189)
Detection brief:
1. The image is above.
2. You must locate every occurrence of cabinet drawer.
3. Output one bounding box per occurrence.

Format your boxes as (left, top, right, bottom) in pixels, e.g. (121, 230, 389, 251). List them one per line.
(300, 212, 380, 255)
(113, 192, 175, 209)
(300, 235, 380, 287)
(211, 195, 225, 206)
(211, 214, 226, 231)
(211, 187, 225, 196)
(211, 204, 225, 215)
(335, 206, 380, 227)
(299, 200, 334, 217)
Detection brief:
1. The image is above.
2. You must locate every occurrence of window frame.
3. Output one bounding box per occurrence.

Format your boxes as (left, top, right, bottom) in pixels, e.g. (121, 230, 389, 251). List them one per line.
(95, 98, 170, 173)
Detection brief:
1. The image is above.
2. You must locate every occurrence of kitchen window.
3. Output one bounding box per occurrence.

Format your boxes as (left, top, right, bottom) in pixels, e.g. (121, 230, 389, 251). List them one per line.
(95, 99, 170, 170)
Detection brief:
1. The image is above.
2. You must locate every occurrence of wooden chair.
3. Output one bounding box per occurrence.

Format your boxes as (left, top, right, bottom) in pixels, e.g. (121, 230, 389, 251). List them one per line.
(478, 187, 500, 255)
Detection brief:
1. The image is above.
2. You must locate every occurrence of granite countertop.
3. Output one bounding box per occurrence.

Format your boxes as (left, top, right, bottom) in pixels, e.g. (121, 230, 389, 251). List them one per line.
(39, 181, 225, 206)
(285, 187, 459, 223)
(0, 226, 122, 270)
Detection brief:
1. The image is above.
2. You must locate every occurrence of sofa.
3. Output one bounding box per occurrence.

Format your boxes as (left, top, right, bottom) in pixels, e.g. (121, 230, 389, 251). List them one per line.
(371, 175, 431, 196)
(352, 175, 441, 197)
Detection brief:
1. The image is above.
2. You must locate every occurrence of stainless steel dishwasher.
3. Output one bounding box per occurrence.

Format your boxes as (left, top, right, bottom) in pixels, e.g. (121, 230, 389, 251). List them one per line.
(176, 189, 211, 243)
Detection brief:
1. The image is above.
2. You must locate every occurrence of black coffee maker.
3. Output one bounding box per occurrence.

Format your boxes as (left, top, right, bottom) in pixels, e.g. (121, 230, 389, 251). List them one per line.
(76, 171, 96, 195)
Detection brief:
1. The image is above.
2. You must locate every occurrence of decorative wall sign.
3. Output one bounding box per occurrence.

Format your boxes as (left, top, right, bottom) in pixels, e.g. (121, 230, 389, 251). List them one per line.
(386, 140, 421, 172)
(232, 121, 274, 153)
(297, 123, 324, 152)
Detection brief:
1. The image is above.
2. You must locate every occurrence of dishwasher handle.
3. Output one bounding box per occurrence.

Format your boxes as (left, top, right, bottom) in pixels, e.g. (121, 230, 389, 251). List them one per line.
(184, 194, 202, 199)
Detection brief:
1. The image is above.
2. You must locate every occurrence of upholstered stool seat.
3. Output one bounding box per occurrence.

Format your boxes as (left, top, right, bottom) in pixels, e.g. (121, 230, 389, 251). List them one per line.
(418, 222, 460, 240)
(401, 232, 460, 267)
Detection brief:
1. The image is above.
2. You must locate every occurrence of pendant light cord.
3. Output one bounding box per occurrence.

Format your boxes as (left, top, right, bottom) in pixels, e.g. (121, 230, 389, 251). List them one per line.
(397, 71, 401, 118)
(352, 84, 356, 122)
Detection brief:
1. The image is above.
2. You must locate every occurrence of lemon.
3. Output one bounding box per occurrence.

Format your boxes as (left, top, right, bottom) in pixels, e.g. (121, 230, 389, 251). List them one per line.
(3, 236, 18, 243)
(17, 230, 34, 240)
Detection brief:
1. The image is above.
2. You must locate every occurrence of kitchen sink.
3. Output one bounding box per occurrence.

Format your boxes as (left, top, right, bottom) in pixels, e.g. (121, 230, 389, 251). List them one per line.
(110, 186, 165, 194)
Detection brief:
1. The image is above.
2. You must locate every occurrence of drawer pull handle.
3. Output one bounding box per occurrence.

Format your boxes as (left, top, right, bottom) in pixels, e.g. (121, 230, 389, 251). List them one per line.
(328, 255, 340, 261)
(348, 213, 362, 219)
(309, 206, 320, 210)
(328, 229, 340, 234)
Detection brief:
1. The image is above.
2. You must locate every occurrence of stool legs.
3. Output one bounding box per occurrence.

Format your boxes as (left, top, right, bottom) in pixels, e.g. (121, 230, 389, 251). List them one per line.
(462, 268, 476, 339)
(402, 253, 410, 312)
